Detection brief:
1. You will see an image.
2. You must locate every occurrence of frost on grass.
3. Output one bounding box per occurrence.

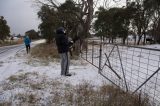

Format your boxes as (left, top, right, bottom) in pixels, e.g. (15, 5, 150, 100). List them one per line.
(0, 42, 154, 105)
(0, 71, 150, 106)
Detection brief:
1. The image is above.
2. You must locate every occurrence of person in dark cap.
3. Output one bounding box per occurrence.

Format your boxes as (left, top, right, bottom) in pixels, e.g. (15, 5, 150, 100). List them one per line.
(55, 27, 72, 76)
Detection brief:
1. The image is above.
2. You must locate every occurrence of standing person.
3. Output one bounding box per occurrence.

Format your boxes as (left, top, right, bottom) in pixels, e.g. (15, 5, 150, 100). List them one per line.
(55, 27, 72, 76)
(24, 35, 31, 54)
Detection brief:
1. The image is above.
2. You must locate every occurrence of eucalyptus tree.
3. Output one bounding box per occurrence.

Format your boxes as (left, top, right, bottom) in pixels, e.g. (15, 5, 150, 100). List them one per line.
(127, 1, 153, 45)
(25, 29, 39, 40)
(57, 0, 81, 38)
(38, 5, 59, 43)
(94, 7, 112, 42)
(35, 0, 94, 39)
(143, 0, 160, 43)
(94, 7, 131, 44)
(95, 7, 120, 43)
(0, 16, 10, 42)
(112, 7, 131, 44)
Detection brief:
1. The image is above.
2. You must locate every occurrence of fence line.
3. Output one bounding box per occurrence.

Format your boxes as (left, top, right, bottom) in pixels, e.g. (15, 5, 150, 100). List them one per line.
(81, 40, 160, 105)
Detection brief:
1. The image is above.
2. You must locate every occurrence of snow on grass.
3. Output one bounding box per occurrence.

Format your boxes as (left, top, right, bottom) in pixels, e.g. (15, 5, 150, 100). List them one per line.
(0, 45, 110, 105)
(142, 44, 160, 49)
(83, 42, 160, 105)
(0, 39, 157, 105)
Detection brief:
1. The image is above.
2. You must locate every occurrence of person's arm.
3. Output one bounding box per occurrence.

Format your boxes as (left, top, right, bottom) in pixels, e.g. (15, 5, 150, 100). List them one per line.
(61, 35, 69, 46)
(29, 38, 31, 43)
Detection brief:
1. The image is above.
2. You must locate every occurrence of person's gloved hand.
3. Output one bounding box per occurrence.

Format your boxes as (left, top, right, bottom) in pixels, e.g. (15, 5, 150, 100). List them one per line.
(69, 40, 74, 48)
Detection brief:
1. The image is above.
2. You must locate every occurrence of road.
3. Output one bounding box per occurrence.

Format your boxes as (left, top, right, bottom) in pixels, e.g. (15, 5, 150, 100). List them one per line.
(0, 40, 45, 60)
(0, 44, 24, 59)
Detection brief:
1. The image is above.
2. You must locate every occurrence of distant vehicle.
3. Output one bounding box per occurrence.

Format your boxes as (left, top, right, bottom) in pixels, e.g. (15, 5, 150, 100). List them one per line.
(12, 37, 19, 41)
(146, 35, 154, 44)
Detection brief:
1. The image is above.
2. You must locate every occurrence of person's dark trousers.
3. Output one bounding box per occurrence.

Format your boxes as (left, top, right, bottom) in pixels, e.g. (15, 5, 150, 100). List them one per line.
(26, 44, 30, 54)
(60, 52, 70, 75)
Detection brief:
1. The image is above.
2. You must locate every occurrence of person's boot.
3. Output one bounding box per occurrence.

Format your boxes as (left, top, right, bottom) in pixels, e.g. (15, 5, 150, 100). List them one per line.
(65, 73, 71, 76)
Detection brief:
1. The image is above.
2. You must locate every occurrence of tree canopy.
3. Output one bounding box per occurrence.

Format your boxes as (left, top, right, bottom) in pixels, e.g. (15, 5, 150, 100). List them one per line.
(94, 0, 160, 44)
(94, 7, 131, 44)
(36, 0, 94, 44)
(36, 0, 160, 44)
(25, 29, 39, 40)
(0, 16, 10, 41)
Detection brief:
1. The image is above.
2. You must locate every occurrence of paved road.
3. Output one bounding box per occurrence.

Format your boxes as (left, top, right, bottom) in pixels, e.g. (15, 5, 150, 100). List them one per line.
(0, 44, 24, 53)
(0, 44, 25, 59)
(0, 40, 45, 60)
(0, 39, 45, 82)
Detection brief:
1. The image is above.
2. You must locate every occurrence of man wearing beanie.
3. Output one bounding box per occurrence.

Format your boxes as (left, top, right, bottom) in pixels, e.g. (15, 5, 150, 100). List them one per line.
(55, 27, 72, 76)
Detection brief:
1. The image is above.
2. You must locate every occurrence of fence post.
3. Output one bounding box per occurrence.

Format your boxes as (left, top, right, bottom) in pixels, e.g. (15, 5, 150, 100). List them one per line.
(92, 41, 94, 64)
(86, 40, 88, 60)
(138, 90, 142, 106)
(116, 45, 128, 92)
(99, 42, 102, 73)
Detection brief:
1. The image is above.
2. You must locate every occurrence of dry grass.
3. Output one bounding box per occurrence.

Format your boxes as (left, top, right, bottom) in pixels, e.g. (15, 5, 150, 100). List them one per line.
(31, 43, 59, 60)
(48, 83, 151, 106)
(0, 40, 20, 47)
(8, 72, 38, 83)
(31, 43, 80, 61)
(0, 72, 151, 106)
(14, 92, 38, 105)
(0, 102, 12, 106)
(8, 74, 27, 82)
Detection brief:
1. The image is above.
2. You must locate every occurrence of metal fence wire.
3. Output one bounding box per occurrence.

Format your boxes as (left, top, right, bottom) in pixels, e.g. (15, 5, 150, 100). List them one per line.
(81, 40, 160, 106)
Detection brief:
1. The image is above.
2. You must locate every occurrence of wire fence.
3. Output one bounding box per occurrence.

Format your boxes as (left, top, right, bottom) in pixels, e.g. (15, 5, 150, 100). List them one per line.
(81, 40, 160, 106)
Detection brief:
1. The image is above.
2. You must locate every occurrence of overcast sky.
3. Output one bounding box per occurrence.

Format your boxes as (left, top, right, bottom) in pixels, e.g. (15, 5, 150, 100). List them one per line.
(0, 0, 40, 35)
(0, 0, 125, 35)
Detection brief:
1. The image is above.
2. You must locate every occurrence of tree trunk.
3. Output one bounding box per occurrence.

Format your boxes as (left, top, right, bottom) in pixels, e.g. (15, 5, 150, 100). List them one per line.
(156, 19, 160, 43)
(111, 37, 114, 43)
(122, 37, 126, 45)
(137, 28, 142, 45)
(137, 35, 142, 45)
(143, 32, 146, 45)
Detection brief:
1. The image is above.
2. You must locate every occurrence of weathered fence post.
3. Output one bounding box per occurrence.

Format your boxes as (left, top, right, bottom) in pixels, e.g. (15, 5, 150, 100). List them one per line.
(92, 41, 94, 64)
(99, 42, 102, 73)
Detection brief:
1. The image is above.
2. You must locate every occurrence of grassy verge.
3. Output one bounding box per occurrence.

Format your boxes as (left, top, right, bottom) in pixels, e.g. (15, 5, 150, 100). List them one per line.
(0, 40, 22, 47)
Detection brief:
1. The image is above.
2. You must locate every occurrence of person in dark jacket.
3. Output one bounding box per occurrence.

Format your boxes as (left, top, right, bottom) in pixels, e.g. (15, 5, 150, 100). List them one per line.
(24, 35, 31, 54)
(55, 27, 72, 76)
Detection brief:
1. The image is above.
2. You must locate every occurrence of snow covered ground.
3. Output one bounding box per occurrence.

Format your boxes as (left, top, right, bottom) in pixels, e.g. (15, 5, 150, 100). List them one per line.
(82, 42, 160, 105)
(0, 40, 109, 105)
(0, 41, 107, 85)
(0, 38, 160, 105)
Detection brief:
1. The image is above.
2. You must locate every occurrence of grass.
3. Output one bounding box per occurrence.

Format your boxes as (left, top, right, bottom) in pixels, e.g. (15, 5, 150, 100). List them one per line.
(31, 43, 59, 60)
(0, 72, 151, 106)
(0, 40, 21, 47)
(7, 72, 38, 83)
(0, 102, 12, 106)
(8, 74, 27, 82)
(14, 92, 38, 105)
(30, 42, 80, 61)
(49, 83, 151, 106)
(0, 42, 152, 105)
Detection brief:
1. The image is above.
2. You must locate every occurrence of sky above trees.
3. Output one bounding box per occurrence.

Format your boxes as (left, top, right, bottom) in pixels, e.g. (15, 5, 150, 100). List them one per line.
(0, 0, 40, 35)
(0, 0, 125, 35)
